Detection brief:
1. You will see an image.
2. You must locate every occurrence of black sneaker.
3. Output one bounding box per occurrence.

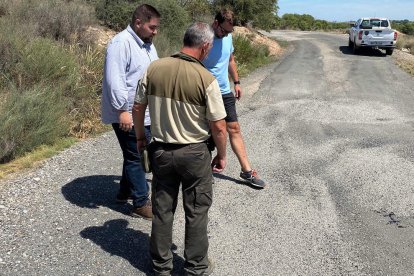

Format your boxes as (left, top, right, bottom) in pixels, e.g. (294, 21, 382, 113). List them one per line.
(239, 169, 266, 188)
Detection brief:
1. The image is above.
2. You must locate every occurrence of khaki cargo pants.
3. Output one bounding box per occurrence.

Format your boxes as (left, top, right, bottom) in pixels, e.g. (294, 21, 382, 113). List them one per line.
(149, 142, 213, 275)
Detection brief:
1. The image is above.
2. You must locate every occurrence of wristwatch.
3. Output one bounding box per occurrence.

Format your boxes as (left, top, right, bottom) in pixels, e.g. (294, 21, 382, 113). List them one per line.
(234, 81, 240, 85)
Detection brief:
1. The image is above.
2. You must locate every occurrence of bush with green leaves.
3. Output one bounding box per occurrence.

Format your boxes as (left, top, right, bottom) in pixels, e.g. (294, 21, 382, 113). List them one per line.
(276, 13, 349, 31)
(95, 0, 190, 56)
(393, 20, 414, 35)
(95, 0, 134, 31)
(211, 0, 278, 30)
(0, 8, 104, 163)
(4, 0, 94, 43)
(233, 34, 270, 76)
(0, 85, 69, 163)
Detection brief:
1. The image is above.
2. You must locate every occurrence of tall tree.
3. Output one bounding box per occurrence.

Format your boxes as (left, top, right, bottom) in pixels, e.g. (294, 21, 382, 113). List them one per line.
(177, 0, 212, 22)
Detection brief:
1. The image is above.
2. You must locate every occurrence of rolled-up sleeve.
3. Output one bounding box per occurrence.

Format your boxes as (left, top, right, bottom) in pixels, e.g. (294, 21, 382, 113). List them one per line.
(104, 41, 130, 110)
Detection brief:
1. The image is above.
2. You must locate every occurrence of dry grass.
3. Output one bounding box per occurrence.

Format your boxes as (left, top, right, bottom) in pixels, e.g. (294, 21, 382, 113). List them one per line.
(394, 33, 414, 76)
(67, 44, 106, 138)
(396, 33, 414, 53)
(394, 49, 414, 76)
(0, 138, 77, 179)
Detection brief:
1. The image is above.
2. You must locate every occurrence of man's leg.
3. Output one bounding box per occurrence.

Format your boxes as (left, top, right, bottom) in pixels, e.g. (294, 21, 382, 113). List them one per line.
(150, 144, 180, 275)
(221, 94, 252, 172)
(112, 124, 150, 208)
(221, 94, 266, 188)
(177, 143, 213, 275)
(226, 121, 252, 172)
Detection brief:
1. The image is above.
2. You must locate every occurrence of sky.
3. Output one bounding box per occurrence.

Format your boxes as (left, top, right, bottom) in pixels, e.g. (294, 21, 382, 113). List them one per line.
(278, 0, 414, 22)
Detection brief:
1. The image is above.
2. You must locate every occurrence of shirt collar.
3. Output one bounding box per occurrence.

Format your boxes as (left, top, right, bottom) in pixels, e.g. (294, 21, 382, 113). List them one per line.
(171, 52, 206, 68)
(127, 25, 152, 49)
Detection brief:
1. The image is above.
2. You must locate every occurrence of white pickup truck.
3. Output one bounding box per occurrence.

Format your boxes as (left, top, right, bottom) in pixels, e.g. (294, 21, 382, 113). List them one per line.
(349, 17, 397, 55)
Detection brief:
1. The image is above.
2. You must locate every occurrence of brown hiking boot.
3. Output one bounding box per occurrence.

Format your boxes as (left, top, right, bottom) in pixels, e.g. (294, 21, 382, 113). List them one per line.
(131, 200, 153, 220)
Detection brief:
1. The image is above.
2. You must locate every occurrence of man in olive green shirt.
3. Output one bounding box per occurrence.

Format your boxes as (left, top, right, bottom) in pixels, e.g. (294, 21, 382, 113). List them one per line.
(133, 22, 227, 276)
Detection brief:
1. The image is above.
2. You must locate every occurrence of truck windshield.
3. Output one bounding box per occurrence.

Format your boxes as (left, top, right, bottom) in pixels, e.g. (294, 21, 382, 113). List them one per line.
(360, 19, 389, 28)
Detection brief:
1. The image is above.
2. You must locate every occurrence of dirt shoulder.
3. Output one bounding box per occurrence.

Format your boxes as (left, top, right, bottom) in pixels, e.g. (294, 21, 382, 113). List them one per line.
(233, 26, 283, 56)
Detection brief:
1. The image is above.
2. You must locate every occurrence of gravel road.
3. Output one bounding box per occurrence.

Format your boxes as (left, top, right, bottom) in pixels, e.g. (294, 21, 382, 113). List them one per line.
(1, 31, 414, 276)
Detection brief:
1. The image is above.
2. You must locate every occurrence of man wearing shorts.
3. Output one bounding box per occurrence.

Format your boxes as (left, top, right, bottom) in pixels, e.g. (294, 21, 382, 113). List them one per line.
(203, 8, 266, 188)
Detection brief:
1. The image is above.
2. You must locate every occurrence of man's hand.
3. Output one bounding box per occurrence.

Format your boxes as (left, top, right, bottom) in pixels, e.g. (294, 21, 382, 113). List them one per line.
(119, 111, 133, 132)
(211, 155, 226, 173)
(234, 84, 242, 100)
(210, 119, 227, 173)
(136, 139, 147, 153)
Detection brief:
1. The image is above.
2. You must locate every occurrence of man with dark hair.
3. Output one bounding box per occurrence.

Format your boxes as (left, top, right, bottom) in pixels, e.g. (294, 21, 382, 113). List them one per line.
(203, 8, 266, 188)
(101, 4, 160, 220)
(133, 22, 227, 276)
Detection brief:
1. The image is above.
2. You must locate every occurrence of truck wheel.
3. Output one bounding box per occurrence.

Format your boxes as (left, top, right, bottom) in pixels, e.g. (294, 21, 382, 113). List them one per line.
(348, 38, 353, 48)
(386, 49, 394, 55)
(352, 40, 359, 54)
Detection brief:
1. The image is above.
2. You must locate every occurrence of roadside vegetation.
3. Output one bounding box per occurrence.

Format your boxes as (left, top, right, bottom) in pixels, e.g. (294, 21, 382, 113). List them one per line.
(274, 13, 349, 31)
(0, 0, 104, 166)
(396, 33, 414, 52)
(0, 0, 279, 175)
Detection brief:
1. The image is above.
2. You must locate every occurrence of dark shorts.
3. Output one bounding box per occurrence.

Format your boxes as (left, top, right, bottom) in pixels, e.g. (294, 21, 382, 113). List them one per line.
(222, 93, 238, 122)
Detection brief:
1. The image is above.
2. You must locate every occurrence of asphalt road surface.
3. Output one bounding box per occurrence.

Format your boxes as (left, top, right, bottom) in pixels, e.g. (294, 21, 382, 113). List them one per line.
(1, 31, 413, 275)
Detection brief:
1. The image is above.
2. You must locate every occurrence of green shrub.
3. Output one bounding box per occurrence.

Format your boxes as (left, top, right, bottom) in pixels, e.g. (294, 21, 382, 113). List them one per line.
(95, 0, 190, 56)
(15, 38, 80, 89)
(0, 15, 104, 160)
(0, 85, 69, 163)
(5, 0, 94, 43)
(66, 44, 106, 137)
(153, 32, 179, 58)
(152, 0, 190, 47)
(233, 34, 270, 76)
(95, 0, 134, 31)
(0, 21, 22, 87)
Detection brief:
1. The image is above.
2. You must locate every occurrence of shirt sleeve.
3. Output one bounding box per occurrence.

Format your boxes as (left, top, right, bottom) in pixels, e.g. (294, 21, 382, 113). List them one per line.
(134, 71, 148, 105)
(230, 34, 234, 54)
(206, 79, 227, 121)
(104, 41, 130, 111)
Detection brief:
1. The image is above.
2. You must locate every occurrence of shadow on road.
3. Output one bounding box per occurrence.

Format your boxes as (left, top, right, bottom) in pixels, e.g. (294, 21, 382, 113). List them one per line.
(213, 173, 263, 190)
(80, 219, 185, 275)
(61, 175, 132, 215)
(339, 45, 386, 57)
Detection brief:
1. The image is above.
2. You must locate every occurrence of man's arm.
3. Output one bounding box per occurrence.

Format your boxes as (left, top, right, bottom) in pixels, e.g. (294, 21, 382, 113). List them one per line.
(132, 72, 149, 151)
(228, 53, 242, 100)
(132, 102, 147, 151)
(104, 41, 132, 131)
(210, 119, 227, 172)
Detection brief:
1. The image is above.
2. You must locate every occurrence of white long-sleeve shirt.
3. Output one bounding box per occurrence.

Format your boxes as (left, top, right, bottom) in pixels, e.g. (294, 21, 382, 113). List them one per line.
(101, 25, 157, 126)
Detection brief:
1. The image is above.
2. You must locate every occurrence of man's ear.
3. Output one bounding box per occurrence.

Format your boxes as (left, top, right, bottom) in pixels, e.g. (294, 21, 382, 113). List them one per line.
(134, 18, 142, 28)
